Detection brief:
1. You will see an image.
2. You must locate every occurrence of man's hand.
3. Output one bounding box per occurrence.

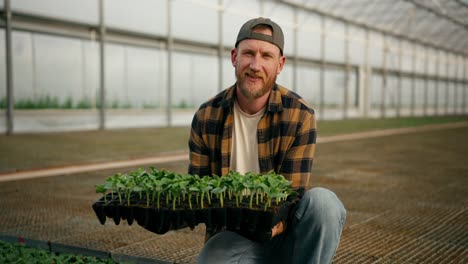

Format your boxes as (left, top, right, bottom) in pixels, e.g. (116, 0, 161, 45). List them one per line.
(271, 187, 304, 238)
(271, 221, 285, 238)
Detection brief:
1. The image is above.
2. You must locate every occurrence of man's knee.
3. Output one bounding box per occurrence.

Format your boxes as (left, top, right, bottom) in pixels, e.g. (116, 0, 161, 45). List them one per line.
(197, 231, 259, 264)
(296, 187, 346, 225)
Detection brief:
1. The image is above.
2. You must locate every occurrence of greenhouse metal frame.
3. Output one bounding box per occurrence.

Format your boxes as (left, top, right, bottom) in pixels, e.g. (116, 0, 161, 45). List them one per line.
(0, 0, 467, 134)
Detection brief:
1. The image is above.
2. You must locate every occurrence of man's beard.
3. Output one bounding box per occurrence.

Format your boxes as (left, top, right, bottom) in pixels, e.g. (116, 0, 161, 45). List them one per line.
(235, 67, 276, 100)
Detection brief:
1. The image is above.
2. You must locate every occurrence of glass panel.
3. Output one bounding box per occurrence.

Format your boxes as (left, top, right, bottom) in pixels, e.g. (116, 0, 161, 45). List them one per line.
(11, 0, 98, 24)
(14, 33, 95, 108)
(324, 19, 345, 63)
(276, 64, 294, 90)
(446, 82, 455, 112)
(324, 68, 345, 108)
(263, 1, 295, 56)
(172, 51, 218, 109)
(9, 32, 100, 132)
(370, 73, 383, 108)
(386, 75, 399, 109)
(222, 56, 236, 89)
(456, 82, 464, 113)
(11, 32, 33, 105)
(105, 44, 165, 110)
(427, 79, 436, 107)
(401, 40, 413, 73)
(0, 28, 5, 133)
(414, 45, 426, 74)
(368, 32, 382, 67)
(448, 54, 458, 79)
(465, 58, 468, 81)
(427, 48, 437, 76)
(297, 11, 321, 60)
(295, 65, 320, 107)
(172, 0, 218, 45)
(223, 0, 261, 49)
(456, 56, 464, 79)
(462, 82, 468, 113)
(437, 81, 446, 112)
(400, 77, 412, 107)
(105, 0, 167, 36)
(386, 37, 399, 71)
(347, 69, 358, 108)
(348, 25, 366, 65)
(414, 78, 425, 107)
(439, 51, 447, 78)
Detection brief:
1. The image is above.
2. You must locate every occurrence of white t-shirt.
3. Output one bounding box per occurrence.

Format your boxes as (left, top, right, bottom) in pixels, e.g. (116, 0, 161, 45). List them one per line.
(230, 100, 265, 174)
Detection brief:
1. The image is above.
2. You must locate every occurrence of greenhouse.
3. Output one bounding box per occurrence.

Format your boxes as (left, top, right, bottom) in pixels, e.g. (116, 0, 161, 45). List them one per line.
(1, 0, 466, 133)
(1, 1, 467, 263)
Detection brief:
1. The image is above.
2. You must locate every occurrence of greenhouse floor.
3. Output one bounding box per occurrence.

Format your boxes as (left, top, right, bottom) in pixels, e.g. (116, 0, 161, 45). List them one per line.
(0, 123, 467, 263)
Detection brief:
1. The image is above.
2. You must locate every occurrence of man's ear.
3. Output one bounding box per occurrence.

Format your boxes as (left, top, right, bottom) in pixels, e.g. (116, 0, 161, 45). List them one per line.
(231, 48, 237, 67)
(277, 56, 286, 75)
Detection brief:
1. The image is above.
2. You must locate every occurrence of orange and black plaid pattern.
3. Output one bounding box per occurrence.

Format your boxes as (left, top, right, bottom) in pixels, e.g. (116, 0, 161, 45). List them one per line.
(188, 84, 316, 188)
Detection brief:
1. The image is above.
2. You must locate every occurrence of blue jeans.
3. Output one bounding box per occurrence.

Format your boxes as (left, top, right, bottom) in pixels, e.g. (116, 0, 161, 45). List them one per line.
(196, 187, 346, 264)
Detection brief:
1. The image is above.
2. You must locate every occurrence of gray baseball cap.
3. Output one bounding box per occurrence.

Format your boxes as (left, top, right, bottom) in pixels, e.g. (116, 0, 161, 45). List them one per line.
(235, 17, 284, 55)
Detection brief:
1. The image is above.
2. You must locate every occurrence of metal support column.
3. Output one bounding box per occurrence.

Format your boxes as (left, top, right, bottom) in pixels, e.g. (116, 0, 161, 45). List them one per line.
(218, 0, 224, 92)
(319, 15, 326, 119)
(4, 0, 13, 135)
(464, 57, 467, 114)
(381, 35, 387, 118)
(454, 56, 458, 114)
(410, 44, 416, 116)
(397, 39, 402, 118)
(435, 52, 440, 116)
(445, 52, 449, 115)
(361, 28, 370, 118)
(343, 23, 350, 119)
(292, 7, 298, 93)
(98, 0, 106, 130)
(167, 0, 173, 126)
(423, 47, 429, 116)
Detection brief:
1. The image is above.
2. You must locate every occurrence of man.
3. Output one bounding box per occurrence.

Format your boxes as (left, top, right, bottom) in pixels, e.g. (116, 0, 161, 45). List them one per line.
(189, 17, 346, 264)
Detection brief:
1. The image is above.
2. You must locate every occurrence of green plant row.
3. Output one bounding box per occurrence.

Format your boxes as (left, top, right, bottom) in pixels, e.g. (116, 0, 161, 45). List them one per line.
(0, 96, 161, 109)
(95, 168, 294, 211)
(0, 240, 116, 264)
(0, 96, 194, 110)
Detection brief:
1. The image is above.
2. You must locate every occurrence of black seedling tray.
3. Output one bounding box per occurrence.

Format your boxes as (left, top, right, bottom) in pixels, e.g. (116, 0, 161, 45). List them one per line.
(92, 191, 300, 243)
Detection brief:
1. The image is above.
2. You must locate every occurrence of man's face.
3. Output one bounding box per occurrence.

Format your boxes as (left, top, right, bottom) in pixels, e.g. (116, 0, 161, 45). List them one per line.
(231, 28, 285, 100)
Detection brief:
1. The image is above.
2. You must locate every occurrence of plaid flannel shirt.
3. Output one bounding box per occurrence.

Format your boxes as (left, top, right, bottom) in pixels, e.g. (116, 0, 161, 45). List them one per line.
(188, 83, 316, 188)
